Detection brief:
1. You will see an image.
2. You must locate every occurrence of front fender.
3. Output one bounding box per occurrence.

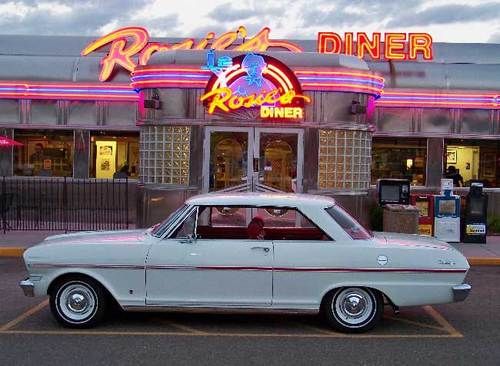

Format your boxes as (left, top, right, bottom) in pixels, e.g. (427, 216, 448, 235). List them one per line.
(29, 266, 146, 308)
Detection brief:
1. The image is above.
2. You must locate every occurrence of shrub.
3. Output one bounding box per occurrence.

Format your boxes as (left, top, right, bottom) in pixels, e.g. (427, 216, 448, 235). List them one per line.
(488, 215, 500, 234)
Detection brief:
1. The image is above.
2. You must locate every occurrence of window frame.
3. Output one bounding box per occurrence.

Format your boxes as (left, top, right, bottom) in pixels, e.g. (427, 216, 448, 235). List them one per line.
(167, 204, 333, 242)
(151, 204, 191, 238)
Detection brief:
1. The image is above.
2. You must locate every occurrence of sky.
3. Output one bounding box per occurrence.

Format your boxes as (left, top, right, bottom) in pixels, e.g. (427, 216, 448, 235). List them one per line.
(0, 0, 499, 43)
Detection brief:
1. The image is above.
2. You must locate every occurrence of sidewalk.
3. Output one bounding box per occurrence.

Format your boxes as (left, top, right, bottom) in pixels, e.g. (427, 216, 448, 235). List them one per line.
(452, 235, 500, 265)
(0, 230, 499, 265)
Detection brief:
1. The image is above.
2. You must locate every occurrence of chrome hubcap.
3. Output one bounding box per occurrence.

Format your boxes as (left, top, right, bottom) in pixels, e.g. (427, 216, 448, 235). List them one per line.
(343, 294, 366, 317)
(67, 293, 89, 313)
(333, 288, 375, 327)
(57, 282, 97, 322)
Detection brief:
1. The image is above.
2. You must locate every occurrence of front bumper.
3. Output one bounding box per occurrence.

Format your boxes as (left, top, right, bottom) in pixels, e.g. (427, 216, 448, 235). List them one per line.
(19, 278, 34, 297)
(452, 283, 471, 302)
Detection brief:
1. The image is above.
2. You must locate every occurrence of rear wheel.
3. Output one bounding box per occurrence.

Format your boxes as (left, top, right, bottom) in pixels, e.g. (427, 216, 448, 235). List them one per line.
(49, 277, 107, 328)
(323, 287, 383, 333)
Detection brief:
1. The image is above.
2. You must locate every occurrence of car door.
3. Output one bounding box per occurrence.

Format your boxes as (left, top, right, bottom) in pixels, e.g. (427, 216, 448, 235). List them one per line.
(272, 206, 373, 310)
(146, 206, 273, 307)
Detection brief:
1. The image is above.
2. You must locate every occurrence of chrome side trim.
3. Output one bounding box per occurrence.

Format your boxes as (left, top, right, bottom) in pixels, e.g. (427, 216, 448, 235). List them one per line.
(146, 264, 466, 273)
(147, 265, 272, 271)
(28, 263, 468, 274)
(122, 304, 318, 314)
(452, 283, 471, 302)
(30, 263, 144, 270)
(19, 278, 34, 297)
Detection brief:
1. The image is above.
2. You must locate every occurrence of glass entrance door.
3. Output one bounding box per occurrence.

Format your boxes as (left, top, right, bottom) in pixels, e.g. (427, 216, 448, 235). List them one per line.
(203, 127, 303, 194)
(255, 128, 303, 193)
(203, 127, 253, 193)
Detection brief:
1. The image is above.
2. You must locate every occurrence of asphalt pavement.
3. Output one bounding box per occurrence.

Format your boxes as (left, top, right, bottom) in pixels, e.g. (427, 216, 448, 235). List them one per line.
(1, 258, 500, 366)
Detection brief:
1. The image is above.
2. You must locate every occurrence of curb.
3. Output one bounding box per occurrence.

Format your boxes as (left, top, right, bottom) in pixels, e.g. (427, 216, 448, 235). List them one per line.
(467, 257, 500, 266)
(0, 247, 25, 257)
(1, 247, 500, 266)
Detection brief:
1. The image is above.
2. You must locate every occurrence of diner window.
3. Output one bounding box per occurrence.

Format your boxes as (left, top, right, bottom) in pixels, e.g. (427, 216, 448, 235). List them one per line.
(371, 138, 427, 186)
(13, 130, 73, 177)
(90, 132, 139, 179)
(445, 139, 500, 188)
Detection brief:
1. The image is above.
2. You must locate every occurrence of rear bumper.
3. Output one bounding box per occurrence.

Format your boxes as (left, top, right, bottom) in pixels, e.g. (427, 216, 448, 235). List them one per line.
(19, 278, 34, 297)
(452, 284, 471, 302)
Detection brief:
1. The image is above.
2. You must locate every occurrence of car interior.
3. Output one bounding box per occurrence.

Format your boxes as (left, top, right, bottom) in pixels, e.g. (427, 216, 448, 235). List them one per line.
(173, 205, 332, 241)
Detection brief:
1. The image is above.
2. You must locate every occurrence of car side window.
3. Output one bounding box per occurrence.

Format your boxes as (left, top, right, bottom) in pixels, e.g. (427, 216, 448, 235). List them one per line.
(256, 207, 332, 241)
(194, 205, 331, 241)
(172, 208, 198, 239)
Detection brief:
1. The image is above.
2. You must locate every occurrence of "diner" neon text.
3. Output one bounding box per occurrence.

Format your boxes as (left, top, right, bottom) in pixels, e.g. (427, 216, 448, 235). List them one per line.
(317, 32, 433, 60)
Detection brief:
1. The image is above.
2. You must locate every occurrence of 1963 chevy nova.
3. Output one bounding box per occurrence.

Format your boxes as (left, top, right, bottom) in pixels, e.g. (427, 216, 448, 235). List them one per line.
(20, 193, 471, 333)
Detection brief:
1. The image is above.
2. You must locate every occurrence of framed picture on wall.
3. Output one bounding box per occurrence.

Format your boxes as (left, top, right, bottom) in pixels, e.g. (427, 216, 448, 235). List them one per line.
(446, 148, 457, 164)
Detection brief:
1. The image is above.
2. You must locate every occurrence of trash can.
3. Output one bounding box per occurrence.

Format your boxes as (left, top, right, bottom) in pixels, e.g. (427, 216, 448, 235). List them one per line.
(383, 204, 419, 234)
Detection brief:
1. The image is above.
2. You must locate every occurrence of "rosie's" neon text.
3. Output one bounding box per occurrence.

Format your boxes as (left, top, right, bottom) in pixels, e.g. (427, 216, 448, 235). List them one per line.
(82, 26, 302, 81)
(200, 87, 310, 116)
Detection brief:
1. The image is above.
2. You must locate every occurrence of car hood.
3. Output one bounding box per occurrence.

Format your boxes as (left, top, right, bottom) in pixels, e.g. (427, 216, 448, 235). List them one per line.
(373, 232, 453, 251)
(41, 229, 150, 246)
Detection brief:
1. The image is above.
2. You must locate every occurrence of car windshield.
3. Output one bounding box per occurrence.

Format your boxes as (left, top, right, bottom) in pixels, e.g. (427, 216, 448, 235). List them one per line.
(325, 205, 372, 240)
(151, 204, 189, 238)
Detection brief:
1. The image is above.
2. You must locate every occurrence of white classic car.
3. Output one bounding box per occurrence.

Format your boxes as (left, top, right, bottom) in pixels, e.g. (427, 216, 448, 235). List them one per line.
(20, 193, 471, 333)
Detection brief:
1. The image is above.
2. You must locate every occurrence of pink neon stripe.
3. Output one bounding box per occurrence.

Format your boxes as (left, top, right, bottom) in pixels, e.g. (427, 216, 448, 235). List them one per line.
(0, 93, 138, 101)
(376, 101, 498, 108)
(0, 82, 132, 89)
(382, 91, 498, 98)
(301, 84, 382, 94)
(0, 81, 138, 101)
(133, 68, 211, 75)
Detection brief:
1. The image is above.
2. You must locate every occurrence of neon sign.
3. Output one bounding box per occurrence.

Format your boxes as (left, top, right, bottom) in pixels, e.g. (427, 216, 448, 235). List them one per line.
(199, 53, 310, 119)
(317, 32, 433, 60)
(0, 81, 137, 101)
(82, 26, 302, 81)
(81, 26, 433, 81)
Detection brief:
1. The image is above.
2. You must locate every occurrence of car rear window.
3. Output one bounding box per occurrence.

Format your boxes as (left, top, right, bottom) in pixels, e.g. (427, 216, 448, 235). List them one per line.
(325, 205, 372, 240)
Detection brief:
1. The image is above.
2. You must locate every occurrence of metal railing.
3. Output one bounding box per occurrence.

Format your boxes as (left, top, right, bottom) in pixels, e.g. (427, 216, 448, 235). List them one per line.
(0, 177, 129, 233)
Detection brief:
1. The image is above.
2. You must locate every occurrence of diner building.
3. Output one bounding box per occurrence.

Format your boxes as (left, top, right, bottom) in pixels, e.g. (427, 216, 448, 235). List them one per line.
(0, 28, 498, 227)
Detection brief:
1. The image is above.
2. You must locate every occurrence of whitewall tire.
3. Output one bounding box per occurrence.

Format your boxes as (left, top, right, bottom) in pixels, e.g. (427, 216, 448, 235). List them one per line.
(50, 276, 107, 328)
(323, 287, 383, 333)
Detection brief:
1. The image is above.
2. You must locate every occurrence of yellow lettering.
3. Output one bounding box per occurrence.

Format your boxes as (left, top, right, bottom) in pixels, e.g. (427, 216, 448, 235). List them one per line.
(260, 106, 271, 118)
(228, 95, 245, 109)
(200, 87, 232, 113)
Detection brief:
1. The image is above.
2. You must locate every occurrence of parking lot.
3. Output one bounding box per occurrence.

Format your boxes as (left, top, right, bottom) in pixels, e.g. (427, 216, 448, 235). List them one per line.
(2, 257, 500, 365)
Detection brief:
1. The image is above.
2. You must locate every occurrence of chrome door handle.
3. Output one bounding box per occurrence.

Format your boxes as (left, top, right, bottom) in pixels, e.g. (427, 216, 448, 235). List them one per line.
(251, 246, 270, 253)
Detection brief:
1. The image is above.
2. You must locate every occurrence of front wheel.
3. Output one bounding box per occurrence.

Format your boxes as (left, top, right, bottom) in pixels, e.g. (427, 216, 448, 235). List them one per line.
(323, 287, 383, 333)
(50, 277, 107, 328)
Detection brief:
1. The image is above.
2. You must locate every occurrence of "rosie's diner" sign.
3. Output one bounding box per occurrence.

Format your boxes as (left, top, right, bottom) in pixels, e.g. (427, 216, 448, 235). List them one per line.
(82, 26, 434, 81)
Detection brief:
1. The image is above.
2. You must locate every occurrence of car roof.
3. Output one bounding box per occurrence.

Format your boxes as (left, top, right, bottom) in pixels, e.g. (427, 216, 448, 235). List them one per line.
(186, 192, 336, 209)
